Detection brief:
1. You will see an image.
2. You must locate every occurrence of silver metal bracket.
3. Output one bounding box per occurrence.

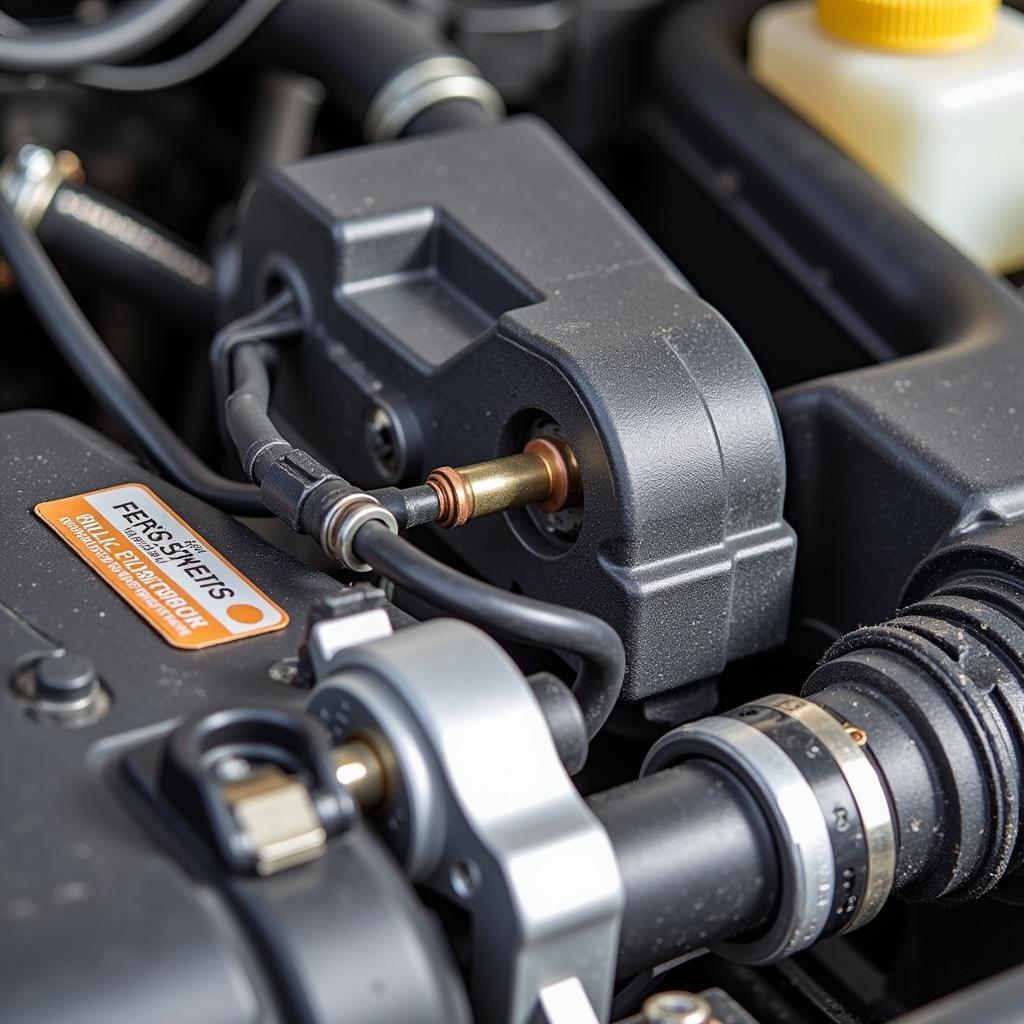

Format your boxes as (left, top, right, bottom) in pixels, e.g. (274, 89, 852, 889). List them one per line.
(306, 618, 624, 1024)
(305, 607, 394, 678)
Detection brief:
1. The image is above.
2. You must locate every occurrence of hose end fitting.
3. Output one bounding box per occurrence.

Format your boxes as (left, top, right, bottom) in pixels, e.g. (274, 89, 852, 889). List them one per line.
(425, 465, 473, 528)
(363, 55, 504, 142)
(0, 144, 79, 229)
(321, 494, 398, 573)
(257, 448, 396, 571)
(425, 436, 581, 530)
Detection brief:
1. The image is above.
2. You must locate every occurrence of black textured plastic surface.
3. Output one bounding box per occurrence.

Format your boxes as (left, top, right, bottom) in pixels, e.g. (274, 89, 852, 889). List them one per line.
(232, 116, 795, 699)
(635, 0, 1024, 654)
(0, 410, 461, 1024)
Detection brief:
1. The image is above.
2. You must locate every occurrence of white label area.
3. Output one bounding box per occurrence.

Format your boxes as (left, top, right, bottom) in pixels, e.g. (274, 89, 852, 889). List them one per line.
(85, 484, 285, 636)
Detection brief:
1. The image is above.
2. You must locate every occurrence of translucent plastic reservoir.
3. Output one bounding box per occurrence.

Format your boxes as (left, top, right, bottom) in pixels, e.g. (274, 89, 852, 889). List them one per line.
(750, 1, 1024, 272)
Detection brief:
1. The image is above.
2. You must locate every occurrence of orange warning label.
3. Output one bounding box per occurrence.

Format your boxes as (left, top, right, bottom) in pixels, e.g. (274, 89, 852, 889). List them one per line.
(35, 483, 288, 649)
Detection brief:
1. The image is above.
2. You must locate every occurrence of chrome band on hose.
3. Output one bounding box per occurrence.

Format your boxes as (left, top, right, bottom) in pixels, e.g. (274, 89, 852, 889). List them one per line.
(0, 145, 67, 230)
(757, 694, 896, 933)
(363, 55, 504, 142)
(642, 715, 835, 964)
(321, 494, 398, 573)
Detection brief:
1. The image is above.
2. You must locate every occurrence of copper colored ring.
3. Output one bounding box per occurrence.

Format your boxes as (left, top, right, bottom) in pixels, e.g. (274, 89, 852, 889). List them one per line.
(426, 466, 474, 528)
(525, 437, 581, 513)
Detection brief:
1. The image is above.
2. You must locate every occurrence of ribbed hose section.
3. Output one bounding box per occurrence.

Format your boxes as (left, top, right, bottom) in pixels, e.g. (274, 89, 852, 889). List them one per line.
(806, 573, 1024, 902)
(605, 541, 1024, 978)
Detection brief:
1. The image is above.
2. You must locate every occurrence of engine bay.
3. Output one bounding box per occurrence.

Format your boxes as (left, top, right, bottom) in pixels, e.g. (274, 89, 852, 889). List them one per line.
(3, 2, 1024, 1022)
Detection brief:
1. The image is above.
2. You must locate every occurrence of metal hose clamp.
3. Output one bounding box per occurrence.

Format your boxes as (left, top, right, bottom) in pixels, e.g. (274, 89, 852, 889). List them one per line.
(756, 694, 896, 932)
(363, 55, 505, 142)
(321, 493, 398, 573)
(0, 144, 68, 229)
(643, 715, 836, 964)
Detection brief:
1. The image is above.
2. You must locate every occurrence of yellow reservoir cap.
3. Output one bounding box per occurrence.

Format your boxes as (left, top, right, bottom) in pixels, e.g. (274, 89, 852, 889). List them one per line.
(817, 0, 1000, 52)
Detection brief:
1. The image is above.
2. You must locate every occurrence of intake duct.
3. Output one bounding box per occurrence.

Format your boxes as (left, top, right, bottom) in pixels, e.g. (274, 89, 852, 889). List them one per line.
(592, 522, 1024, 974)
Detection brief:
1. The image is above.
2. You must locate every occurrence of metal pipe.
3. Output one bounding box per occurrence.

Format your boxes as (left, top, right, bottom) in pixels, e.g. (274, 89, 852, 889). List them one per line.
(333, 738, 389, 811)
(425, 436, 581, 529)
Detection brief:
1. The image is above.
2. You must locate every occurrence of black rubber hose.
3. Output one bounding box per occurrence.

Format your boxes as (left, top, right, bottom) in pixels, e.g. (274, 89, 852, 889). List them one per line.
(225, 340, 293, 482)
(403, 98, 495, 137)
(74, 0, 285, 93)
(36, 183, 215, 331)
(0, 0, 205, 72)
(588, 760, 779, 977)
(353, 520, 625, 738)
(250, 0, 497, 135)
(222, 343, 622, 736)
(654, 0, 1024, 359)
(223, 345, 621, 736)
(0, 196, 265, 515)
(527, 672, 589, 776)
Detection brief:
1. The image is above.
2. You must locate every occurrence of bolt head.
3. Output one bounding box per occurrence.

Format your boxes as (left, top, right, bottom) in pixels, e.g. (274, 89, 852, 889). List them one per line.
(643, 991, 713, 1024)
(34, 653, 98, 703)
(16, 144, 55, 181)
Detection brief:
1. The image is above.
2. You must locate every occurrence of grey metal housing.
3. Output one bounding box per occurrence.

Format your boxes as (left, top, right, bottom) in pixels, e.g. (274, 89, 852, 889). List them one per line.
(231, 117, 795, 699)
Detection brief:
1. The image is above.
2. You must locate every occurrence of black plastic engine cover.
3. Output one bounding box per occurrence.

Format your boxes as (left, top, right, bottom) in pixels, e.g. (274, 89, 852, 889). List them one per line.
(231, 116, 795, 699)
(0, 411, 467, 1024)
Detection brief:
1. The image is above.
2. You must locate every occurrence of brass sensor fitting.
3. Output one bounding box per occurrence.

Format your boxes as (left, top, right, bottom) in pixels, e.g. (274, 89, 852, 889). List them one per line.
(426, 436, 581, 529)
(333, 737, 389, 811)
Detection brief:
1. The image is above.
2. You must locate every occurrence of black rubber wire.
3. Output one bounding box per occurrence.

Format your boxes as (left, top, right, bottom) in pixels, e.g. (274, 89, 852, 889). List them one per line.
(74, 0, 284, 92)
(248, 0, 500, 136)
(36, 182, 215, 329)
(0, 195, 267, 515)
(0, 0, 206, 72)
(222, 339, 625, 737)
(352, 521, 625, 739)
(224, 337, 294, 481)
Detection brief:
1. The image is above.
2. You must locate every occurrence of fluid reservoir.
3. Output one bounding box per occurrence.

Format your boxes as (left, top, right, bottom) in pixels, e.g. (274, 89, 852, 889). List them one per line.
(749, 0, 1024, 272)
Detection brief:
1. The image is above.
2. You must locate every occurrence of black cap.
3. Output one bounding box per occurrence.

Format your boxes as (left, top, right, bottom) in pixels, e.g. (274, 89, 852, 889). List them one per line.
(34, 654, 98, 703)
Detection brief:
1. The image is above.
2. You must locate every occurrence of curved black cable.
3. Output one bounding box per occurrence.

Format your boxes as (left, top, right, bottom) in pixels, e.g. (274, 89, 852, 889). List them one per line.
(353, 521, 625, 739)
(74, 0, 283, 92)
(36, 181, 215, 330)
(0, 0, 206, 72)
(224, 339, 293, 482)
(222, 341, 625, 737)
(248, 0, 499, 137)
(0, 195, 267, 515)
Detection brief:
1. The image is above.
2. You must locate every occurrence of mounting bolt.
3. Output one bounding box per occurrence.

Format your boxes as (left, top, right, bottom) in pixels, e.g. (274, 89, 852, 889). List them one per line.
(365, 403, 406, 482)
(642, 991, 714, 1024)
(34, 653, 99, 704)
(11, 651, 110, 726)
